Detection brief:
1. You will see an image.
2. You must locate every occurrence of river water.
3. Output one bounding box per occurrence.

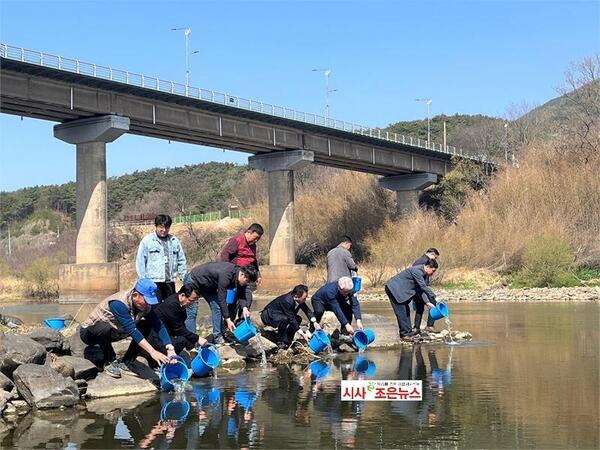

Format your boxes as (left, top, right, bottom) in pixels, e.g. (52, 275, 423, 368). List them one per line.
(1, 302, 598, 449)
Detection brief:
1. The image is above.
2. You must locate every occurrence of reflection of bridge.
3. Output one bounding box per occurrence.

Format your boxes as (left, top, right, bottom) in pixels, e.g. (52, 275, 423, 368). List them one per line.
(0, 44, 484, 301)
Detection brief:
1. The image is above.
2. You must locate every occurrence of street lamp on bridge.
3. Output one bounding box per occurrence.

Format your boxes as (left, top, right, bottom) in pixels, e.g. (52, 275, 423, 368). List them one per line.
(171, 27, 199, 95)
(415, 98, 433, 144)
(312, 68, 338, 121)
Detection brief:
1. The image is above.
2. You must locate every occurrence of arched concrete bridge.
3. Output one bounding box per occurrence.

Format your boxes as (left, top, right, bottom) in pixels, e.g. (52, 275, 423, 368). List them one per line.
(0, 44, 485, 301)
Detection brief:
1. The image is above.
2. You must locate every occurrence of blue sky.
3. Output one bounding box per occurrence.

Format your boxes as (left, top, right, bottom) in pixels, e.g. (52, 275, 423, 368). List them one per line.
(1, 0, 598, 191)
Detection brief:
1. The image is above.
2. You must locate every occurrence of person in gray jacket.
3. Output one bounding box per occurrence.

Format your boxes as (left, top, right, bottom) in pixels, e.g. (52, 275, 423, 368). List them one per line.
(326, 236, 358, 283)
(384, 258, 439, 342)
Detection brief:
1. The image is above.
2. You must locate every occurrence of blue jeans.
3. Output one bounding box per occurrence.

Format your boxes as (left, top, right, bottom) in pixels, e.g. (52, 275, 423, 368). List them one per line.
(192, 290, 224, 340)
(185, 301, 199, 333)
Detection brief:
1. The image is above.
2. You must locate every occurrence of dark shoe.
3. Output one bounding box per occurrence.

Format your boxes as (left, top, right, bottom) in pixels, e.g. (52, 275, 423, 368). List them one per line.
(115, 359, 136, 376)
(104, 361, 122, 378)
(277, 342, 288, 350)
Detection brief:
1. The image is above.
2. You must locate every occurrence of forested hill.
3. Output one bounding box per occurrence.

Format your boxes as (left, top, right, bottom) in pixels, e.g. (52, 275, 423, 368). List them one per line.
(0, 162, 249, 227)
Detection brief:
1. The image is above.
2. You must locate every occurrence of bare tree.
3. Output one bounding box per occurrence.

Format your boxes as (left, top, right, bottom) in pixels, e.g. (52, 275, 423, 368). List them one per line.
(556, 54, 600, 158)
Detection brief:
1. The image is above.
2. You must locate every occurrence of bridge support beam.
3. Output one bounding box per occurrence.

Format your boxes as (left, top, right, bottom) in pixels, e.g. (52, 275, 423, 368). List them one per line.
(379, 172, 438, 215)
(248, 150, 314, 292)
(54, 115, 130, 302)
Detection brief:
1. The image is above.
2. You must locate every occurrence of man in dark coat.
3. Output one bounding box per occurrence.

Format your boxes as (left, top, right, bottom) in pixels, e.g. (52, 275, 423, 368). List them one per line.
(185, 262, 258, 344)
(412, 248, 440, 332)
(384, 258, 439, 341)
(311, 276, 364, 335)
(260, 285, 321, 348)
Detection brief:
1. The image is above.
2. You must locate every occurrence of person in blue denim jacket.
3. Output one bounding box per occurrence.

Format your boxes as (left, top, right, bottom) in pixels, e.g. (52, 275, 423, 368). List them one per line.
(136, 214, 187, 301)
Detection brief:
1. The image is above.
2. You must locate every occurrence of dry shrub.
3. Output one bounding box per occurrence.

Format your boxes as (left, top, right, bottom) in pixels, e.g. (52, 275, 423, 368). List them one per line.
(365, 139, 600, 279)
(513, 234, 578, 287)
(294, 168, 394, 263)
(23, 256, 60, 298)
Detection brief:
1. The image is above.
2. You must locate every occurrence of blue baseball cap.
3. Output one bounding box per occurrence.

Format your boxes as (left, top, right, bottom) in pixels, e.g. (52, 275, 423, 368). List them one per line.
(134, 278, 159, 305)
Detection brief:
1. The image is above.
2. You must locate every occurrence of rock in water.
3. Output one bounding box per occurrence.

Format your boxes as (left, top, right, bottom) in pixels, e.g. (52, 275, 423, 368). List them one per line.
(12, 364, 79, 409)
(86, 372, 157, 399)
(57, 356, 98, 381)
(0, 335, 47, 377)
(26, 328, 64, 352)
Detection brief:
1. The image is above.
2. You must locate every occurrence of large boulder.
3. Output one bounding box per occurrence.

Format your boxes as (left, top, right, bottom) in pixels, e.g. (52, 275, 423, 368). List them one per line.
(86, 372, 157, 399)
(319, 311, 340, 335)
(0, 372, 13, 392)
(0, 335, 46, 377)
(12, 364, 79, 409)
(58, 356, 98, 381)
(26, 328, 63, 352)
(247, 335, 278, 358)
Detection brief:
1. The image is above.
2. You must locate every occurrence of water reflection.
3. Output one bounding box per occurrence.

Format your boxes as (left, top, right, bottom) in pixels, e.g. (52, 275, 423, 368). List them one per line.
(1, 304, 597, 449)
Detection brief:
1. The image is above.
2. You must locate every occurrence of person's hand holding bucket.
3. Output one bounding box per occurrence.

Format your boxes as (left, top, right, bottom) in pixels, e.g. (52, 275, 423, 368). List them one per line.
(165, 344, 177, 364)
(242, 307, 251, 319)
(226, 318, 236, 332)
(356, 319, 364, 331)
(345, 323, 355, 335)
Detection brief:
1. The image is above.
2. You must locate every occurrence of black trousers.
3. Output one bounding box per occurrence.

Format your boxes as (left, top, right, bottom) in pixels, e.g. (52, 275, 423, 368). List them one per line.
(80, 322, 123, 365)
(311, 301, 353, 333)
(385, 286, 413, 337)
(261, 311, 301, 345)
(122, 319, 194, 368)
(413, 293, 437, 328)
(155, 282, 176, 302)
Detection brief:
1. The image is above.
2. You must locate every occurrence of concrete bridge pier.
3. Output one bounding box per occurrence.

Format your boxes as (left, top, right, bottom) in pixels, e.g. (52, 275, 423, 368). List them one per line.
(54, 115, 130, 302)
(248, 150, 314, 292)
(379, 173, 438, 215)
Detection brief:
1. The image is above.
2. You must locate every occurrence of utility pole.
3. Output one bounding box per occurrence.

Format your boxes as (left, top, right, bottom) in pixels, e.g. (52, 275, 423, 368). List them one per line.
(7, 224, 11, 257)
(415, 98, 433, 143)
(443, 121, 447, 151)
(312, 68, 338, 121)
(171, 27, 198, 96)
(504, 122, 509, 163)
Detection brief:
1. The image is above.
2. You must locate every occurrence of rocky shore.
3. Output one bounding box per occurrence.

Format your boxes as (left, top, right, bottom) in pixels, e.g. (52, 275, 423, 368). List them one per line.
(0, 310, 473, 421)
(357, 286, 600, 303)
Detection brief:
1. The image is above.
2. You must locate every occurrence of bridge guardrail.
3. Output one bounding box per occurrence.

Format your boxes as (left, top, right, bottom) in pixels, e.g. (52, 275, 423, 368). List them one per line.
(1, 43, 487, 163)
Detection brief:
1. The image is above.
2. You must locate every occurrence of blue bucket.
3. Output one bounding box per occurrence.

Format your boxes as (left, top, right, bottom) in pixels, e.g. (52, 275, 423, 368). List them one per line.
(429, 302, 449, 321)
(44, 318, 66, 331)
(226, 289, 236, 305)
(235, 390, 258, 410)
(308, 330, 331, 354)
(353, 329, 376, 350)
(191, 347, 221, 377)
(227, 416, 238, 437)
(160, 398, 191, 424)
(193, 385, 221, 407)
(352, 276, 362, 293)
(160, 356, 190, 392)
(309, 360, 331, 379)
(233, 318, 257, 343)
(354, 356, 377, 376)
(432, 367, 452, 385)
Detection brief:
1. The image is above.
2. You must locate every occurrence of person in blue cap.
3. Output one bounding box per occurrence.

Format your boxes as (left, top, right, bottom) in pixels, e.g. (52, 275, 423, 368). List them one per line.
(79, 278, 177, 378)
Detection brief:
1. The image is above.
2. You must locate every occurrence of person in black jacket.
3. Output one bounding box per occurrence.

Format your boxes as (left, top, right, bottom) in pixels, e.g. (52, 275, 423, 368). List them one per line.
(185, 262, 258, 345)
(260, 285, 322, 348)
(384, 258, 439, 342)
(121, 284, 209, 367)
(412, 248, 440, 332)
